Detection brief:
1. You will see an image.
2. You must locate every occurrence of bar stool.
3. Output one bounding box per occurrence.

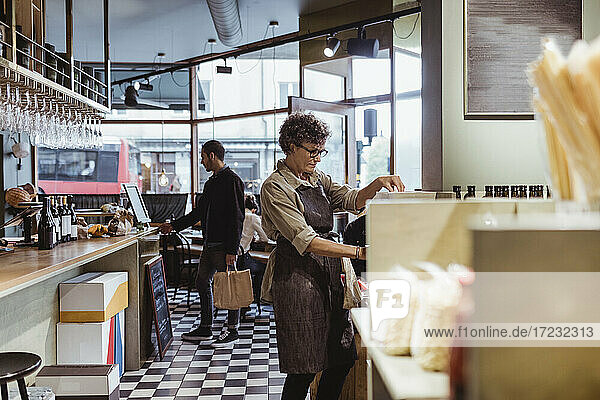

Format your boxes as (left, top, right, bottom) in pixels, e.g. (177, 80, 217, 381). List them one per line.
(0, 352, 42, 400)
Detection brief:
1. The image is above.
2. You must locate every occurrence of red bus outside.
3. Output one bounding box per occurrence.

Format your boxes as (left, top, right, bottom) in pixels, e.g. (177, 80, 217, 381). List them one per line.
(38, 138, 142, 194)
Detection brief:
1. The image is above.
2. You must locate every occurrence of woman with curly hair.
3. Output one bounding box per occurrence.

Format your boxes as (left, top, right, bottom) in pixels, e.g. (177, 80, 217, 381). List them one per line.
(260, 112, 404, 399)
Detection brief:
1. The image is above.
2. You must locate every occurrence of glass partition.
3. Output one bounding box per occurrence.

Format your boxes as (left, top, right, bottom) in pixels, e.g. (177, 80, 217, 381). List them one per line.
(394, 11, 422, 190)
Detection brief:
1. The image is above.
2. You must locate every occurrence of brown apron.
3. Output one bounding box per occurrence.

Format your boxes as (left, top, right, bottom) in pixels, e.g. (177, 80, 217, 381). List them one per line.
(272, 181, 357, 374)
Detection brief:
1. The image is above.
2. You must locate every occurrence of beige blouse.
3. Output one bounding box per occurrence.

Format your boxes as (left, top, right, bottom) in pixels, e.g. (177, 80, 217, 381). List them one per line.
(260, 159, 361, 255)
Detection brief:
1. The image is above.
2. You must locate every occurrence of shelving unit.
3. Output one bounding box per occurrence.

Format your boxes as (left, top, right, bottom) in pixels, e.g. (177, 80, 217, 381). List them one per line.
(0, 0, 110, 114)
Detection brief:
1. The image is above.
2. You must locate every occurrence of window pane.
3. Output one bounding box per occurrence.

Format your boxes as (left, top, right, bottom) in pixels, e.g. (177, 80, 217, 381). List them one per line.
(395, 50, 421, 93)
(355, 103, 391, 188)
(38, 149, 57, 180)
(303, 69, 344, 102)
(100, 123, 192, 194)
(311, 111, 345, 184)
(196, 47, 300, 117)
(97, 152, 120, 182)
(57, 151, 97, 181)
(197, 113, 287, 194)
(395, 97, 422, 190)
(351, 50, 391, 98)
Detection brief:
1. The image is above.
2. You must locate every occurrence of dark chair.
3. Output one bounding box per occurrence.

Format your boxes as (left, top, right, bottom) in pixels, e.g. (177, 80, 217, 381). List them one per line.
(0, 352, 42, 400)
(167, 232, 199, 307)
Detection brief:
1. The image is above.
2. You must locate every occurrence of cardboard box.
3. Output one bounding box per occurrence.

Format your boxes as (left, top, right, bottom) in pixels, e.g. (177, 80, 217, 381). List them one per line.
(59, 272, 128, 323)
(57, 310, 125, 376)
(36, 365, 119, 400)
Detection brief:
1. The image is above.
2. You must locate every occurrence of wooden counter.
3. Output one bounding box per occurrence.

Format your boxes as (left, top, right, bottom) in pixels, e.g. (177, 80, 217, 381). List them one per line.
(0, 231, 152, 298)
(0, 229, 159, 373)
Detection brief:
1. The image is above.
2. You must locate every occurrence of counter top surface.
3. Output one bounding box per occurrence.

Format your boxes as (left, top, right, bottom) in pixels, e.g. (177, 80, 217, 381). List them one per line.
(351, 307, 449, 400)
(0, 228, 157, 298)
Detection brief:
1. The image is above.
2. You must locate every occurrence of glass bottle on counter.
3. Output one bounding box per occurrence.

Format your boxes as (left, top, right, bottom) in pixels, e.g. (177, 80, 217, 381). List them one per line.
(519, 185, 527, 198)
(68, 196, 78, 241)
(50, 197, 61, 245)
(453, 186, 462, 200)
(484, 186, 493, 198)
(60, 196, 71, 242)
(38, 198, 56, 250)
(464, 185, 476, 199)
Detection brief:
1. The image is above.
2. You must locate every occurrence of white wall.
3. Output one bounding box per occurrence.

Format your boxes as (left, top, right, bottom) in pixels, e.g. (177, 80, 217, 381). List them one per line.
(442, 0, 600, 189)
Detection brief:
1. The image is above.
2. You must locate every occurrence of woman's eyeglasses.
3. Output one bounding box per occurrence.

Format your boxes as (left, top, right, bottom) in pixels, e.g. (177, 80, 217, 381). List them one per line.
(298, 144, 328, 159)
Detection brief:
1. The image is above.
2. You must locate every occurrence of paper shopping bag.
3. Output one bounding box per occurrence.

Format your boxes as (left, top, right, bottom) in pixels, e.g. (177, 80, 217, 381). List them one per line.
(213, 267, 254, 310)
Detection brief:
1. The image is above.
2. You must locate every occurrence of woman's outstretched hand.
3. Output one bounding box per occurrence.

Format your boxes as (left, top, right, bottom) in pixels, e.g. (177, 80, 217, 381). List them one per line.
(356, 175, 405, 209)
(376, 175, 405, 193)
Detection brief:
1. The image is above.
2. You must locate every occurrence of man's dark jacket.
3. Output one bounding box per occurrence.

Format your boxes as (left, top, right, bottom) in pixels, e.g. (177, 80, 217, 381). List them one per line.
(172, 166, 245, 255)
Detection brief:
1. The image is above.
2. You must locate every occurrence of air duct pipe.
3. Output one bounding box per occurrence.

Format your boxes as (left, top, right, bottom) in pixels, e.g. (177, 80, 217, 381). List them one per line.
(206, 0, 243, 47)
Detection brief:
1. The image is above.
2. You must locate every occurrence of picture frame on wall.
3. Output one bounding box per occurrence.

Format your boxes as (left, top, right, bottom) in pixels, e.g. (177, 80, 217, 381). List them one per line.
(463, 0, 582, 120)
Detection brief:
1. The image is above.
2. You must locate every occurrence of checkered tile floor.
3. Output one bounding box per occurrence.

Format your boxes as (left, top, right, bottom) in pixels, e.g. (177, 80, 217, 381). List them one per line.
(120, 288, 286, 400)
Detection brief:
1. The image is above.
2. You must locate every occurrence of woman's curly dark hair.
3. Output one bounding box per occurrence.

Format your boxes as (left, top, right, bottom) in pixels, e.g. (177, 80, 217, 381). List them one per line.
(278, 112, 331, 155)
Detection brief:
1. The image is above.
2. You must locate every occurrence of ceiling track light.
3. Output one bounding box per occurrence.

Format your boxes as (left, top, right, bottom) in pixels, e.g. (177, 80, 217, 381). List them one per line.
(323, 36, 340, 58)
(216, 58, 232, 74)
(124, 85, 138, 107)
(347, 26, 379, 58)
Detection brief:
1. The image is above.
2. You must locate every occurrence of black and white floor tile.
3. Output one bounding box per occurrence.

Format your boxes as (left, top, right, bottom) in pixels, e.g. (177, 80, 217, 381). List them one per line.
(120, 289, 286, 400)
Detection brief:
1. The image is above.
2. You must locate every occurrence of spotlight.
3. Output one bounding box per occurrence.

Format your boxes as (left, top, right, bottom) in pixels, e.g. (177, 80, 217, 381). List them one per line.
(216, 65, 232, 74)
(158, 169, 169, 187)
(347, 37, 379, 58)
(124, 85, 138, 107)
(216, 58, 232, 74)
(323, 37, 340, 58)
(347, 27, 379, 58)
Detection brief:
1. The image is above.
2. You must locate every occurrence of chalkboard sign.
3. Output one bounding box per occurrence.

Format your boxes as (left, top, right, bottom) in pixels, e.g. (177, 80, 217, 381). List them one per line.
(145, 255, 173, 360)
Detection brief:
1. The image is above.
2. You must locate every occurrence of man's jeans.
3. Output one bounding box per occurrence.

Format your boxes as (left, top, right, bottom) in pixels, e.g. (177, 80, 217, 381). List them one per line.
(195, 244, 240, 330)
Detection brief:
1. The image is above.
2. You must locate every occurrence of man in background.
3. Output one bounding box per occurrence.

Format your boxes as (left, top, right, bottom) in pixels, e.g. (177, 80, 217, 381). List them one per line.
(160, 140, 245, 347)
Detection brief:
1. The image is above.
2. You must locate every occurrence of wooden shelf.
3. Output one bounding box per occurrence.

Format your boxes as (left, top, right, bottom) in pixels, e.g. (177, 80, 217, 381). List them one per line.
(0, 56, 110, 113)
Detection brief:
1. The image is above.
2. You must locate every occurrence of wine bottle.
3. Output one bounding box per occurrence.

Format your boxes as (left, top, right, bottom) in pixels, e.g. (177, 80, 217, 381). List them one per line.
(484, 186, 493, 198)
(61, 196, 71, 242)
(453, 185, 462, 200)
(69, 195, 78, 241)
(50, 197, 61, 245)
(38, 198, 56, 250)
(464, 185, 476, 199)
